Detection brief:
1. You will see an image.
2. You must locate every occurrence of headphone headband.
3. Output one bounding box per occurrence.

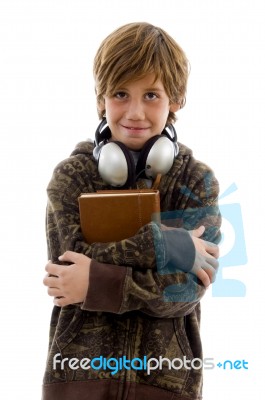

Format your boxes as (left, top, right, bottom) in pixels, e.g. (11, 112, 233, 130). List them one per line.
(94, 118, 111, 147)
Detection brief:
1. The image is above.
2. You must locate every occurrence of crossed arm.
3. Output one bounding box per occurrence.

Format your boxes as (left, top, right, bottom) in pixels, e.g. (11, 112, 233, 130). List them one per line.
(43, 225, 219, 309)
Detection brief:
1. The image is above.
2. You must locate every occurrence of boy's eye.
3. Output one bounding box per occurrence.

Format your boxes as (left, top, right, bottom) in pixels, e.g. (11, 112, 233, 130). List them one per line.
(114, 91, 127, 99)
(145, 92, 158, 100)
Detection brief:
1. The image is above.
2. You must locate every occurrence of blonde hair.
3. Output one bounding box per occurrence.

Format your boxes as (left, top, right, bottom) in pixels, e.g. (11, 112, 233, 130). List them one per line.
(93, 22, 189, 124)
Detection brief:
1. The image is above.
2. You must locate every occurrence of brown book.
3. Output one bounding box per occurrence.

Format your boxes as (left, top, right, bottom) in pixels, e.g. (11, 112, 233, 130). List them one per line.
(78, 189, 161, 243)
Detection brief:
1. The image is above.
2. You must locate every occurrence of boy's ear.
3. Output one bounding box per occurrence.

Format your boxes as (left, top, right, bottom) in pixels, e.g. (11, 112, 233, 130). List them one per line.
(169, 102, 181, 112)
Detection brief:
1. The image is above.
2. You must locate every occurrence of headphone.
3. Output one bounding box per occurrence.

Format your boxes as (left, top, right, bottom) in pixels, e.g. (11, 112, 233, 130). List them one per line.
(93, 118, 179, 188)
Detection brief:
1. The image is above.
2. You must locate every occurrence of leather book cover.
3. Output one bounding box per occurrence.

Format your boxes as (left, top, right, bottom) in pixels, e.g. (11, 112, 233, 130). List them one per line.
(78, 189, 160, 243)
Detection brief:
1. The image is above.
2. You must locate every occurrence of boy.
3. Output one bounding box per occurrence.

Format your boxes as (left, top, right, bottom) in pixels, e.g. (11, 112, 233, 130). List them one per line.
(42, 22, 221, 400)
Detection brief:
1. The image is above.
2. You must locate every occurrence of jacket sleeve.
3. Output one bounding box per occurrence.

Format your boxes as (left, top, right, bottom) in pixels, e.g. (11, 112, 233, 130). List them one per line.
(81, 228, 206, 318)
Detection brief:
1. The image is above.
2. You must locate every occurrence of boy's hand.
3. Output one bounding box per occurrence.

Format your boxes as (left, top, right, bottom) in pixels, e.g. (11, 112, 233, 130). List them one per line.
(43, 251, 91, 307)
(189, 226, 219, 288)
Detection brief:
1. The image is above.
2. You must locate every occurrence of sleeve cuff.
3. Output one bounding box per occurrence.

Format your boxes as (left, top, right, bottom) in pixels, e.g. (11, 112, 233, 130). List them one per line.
(81, 259, 127, 313)
(161, 228, 195, 273)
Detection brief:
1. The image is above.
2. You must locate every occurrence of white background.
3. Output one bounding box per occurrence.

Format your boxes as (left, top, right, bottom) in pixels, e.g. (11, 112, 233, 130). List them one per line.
(0, 0, 264, 398)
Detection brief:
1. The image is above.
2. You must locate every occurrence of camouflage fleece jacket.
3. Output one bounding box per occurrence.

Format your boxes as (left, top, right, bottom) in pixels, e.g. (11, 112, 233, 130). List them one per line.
(42, 139, 221, 400)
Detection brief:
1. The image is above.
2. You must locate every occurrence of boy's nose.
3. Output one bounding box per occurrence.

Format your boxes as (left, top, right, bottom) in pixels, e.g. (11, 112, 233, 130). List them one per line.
(125, 99, 145, 120)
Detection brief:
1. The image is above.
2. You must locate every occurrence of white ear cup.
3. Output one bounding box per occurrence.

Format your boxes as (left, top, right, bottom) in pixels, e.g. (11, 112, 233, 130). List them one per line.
(144, 136, 179, 178)
(98, 142, 128, 187)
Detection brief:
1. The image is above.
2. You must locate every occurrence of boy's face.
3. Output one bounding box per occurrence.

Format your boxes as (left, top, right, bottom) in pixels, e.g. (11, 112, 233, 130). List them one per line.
(102, 74, 179, 151)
